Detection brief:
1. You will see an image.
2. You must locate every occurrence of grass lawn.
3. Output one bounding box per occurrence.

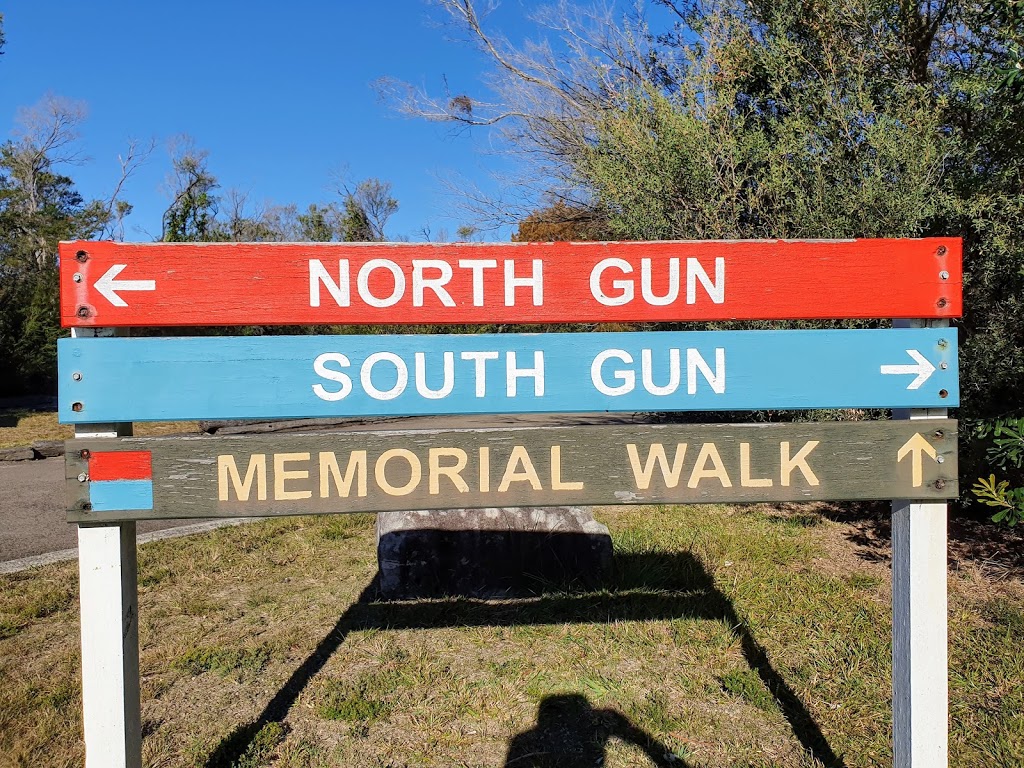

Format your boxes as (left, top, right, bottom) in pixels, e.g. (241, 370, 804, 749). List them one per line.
(0, 503, 1021, 767)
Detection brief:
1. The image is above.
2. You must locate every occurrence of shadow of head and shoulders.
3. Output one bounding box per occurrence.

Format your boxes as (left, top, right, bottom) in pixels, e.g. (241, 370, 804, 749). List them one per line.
(504, 693, 684, 768)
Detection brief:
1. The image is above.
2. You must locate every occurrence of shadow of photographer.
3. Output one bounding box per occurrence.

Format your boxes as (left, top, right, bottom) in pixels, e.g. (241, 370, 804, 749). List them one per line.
(204, 540, 844, 768)
(504, 693, 682, 767)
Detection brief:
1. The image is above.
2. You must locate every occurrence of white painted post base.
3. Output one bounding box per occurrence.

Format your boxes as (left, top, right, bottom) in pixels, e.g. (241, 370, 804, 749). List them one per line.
(891, 318, 948, 768)
(891, 499, 948, 767)
(78, 522, 142, 768)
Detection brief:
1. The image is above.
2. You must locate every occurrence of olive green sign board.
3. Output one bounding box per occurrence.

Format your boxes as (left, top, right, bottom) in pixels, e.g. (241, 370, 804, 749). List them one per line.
(66, 420, 957, 523)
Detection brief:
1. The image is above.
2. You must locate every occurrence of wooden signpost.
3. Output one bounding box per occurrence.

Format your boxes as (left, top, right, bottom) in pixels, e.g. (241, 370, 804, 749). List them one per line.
(58, 237, 961, 768)
(66, 421, 958, 522)
(57, 328, 958, 422)
(59, 239, 962, 326)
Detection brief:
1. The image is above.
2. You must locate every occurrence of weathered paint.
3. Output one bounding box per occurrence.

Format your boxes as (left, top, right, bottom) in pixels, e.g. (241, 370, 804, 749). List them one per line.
(57, 328, 959, 423)
(59, 239, 962, 327)
(65, 420, 959, 521)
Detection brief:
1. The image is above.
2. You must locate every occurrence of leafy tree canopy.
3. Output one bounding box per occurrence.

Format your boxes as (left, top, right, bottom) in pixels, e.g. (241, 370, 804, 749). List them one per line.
(408, 0, 1024, 515)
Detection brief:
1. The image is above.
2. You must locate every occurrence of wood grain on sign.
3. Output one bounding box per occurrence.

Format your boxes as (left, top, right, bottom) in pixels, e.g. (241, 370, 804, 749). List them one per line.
(57, 328, 959, 424)
(59, 239, 962, 328)
(65, 420, 959, 522)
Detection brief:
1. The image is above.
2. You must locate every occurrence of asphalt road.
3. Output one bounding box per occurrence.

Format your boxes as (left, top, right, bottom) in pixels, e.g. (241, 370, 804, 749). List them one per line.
(0, 457, 200, 563)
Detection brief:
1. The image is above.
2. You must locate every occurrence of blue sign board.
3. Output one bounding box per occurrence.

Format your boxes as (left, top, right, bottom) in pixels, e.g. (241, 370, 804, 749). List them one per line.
(58, 328, 958, 423)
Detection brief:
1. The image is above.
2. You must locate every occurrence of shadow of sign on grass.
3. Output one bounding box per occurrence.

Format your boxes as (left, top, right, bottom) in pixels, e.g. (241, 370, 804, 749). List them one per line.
(203, 540, 845, 768)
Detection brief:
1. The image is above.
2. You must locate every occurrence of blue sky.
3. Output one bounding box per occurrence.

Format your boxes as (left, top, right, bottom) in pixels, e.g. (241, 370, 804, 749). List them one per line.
(1, 1, 540, 241)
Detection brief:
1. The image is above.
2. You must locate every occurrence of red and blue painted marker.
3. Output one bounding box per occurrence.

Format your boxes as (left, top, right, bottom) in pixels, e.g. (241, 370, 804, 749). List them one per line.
(88, 451, 153, 511)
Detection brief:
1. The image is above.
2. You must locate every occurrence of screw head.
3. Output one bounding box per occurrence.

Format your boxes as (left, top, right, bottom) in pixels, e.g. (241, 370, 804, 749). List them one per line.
(73, 273, 83, 283)
(937, 297, 948, 308)
(76, 306, 91, 319)
(80, 449, 91, 459)
(937, 455, 945, 463)
(937, 245, 948, 256)
(940, 362, 948, 370)
(77, 473, 87, 482)
(75, 250, 89, 263)
(71, 401, 84, 412)
(935, 479, 946, 489)
(938, 339, 949, 348)
(939, 270, 949, 280)
(72, 371, 82, 381)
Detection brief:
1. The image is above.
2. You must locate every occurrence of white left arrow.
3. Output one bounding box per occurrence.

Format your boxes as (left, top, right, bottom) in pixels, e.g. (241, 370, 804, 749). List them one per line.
(94, 264, 156, 307)
(880, 349, 936, 390)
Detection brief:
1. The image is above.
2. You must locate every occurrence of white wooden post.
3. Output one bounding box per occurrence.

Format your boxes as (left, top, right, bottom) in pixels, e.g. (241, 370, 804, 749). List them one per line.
(891, 318, 948, 768)
(73, 327, 142, 768)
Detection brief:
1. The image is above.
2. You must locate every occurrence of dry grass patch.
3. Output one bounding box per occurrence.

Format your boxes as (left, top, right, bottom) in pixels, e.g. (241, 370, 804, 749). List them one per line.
(0, 505, 1021, 767)
(0, 407, 199, 448)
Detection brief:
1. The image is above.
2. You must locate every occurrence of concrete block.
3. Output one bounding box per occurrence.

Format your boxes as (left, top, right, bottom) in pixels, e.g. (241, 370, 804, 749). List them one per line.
(32, 440, 64, 458)
(376, 506, 612, 599)
(0, 446, 34, 462)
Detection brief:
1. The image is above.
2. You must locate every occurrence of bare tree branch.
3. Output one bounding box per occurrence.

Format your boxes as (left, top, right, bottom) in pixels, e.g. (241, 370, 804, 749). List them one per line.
(100, 137, 156, 240)
(9, 95, 89, 214)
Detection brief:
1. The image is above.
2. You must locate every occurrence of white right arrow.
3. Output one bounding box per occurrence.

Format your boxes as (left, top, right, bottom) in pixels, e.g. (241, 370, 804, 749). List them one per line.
(880, 349, 936, 390)
(94, 264, 156, 308)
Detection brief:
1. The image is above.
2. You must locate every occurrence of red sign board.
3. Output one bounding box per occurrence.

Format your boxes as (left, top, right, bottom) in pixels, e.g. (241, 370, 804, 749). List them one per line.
(59, 239, 961, 328)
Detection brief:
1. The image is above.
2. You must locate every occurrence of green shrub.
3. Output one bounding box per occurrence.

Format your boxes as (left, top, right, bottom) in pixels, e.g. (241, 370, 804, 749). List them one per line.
(971, 416, 1024, 526)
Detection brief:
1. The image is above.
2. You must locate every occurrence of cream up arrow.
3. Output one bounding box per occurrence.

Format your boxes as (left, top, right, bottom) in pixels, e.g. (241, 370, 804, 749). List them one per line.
(94, 264, 156, 307)
(880, 349, 936, 390)
(897, 433, 938, 487)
